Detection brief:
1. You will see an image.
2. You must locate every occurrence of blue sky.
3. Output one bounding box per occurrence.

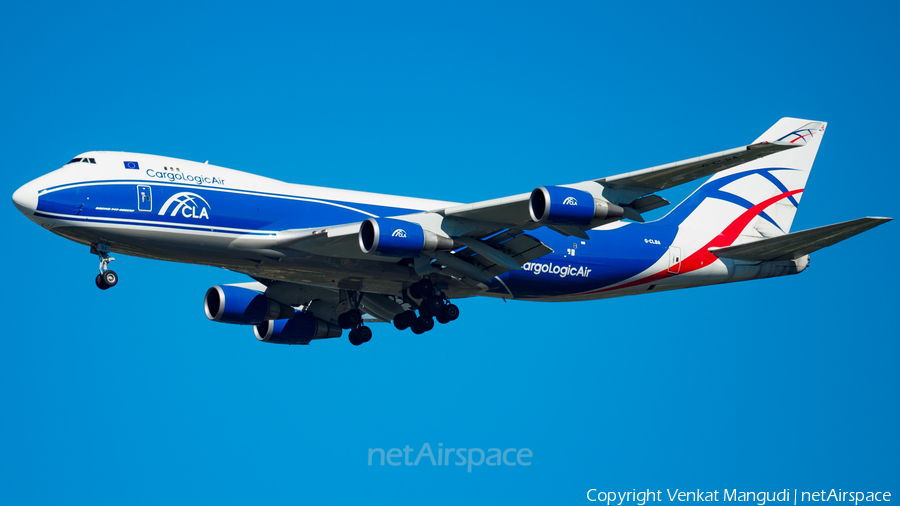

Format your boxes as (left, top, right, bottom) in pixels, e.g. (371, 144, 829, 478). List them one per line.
(1, 1, 898, 504)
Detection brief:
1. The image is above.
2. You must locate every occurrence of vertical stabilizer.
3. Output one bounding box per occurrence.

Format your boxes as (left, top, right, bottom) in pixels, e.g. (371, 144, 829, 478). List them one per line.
(659, 118, 826, 239)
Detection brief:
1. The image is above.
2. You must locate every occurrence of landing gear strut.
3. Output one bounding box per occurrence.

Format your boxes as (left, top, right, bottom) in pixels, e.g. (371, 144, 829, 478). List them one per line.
(340, 291, 372, 346)
(394, 277, 459, 334)
(93, 243, 118, 290)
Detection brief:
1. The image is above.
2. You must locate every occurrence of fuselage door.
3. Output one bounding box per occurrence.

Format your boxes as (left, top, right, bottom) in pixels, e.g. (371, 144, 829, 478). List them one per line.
(667, 246, 681, 274)
(137, 185, 152, 212)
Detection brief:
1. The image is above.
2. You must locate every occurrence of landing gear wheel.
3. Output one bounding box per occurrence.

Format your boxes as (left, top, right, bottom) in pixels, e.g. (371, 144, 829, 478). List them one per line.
(417, 315, 435, 333)
(95, 270, 117, 290)
(102, 270, 118, 288)
(346, 309, 362, 327)
(348, 328, 363, 346)
(409, 278, 434, 299)
(358, 326, 372, 343)
(436, 304, 459, 324)
(423, 296, 444, 315)
(410, 321, 425, 335)
(339, 309, 363, 329)
(418, 278, 434, 296)
(393, 310, 415, 331)
(443, 304, 459, 321)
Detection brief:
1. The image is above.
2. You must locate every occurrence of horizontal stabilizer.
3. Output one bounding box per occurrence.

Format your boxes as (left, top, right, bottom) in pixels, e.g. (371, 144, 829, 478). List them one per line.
(710, 217, 892, 262)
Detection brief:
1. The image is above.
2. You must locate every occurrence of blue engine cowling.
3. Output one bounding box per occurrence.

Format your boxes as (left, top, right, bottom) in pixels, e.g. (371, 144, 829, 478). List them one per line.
(358, 218, 453, 257)
(529, 186, 624, 225)
(204, 285, 294, 325)
(253, 312, 343, 345)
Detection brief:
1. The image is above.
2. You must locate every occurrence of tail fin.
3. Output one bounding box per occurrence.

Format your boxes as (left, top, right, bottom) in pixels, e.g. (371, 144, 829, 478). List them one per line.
(659, 117, 826, 238)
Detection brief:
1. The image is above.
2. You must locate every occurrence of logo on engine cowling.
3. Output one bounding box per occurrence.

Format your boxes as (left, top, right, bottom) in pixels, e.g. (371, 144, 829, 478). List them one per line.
(392, 229, 407, 238)
(562, 196, 578, 205)
(158, 192, 211, 219)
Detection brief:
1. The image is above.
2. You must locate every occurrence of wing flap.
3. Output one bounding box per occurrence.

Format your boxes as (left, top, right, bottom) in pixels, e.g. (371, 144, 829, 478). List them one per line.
(628, 194, 670, 214)
(454, 232, 553, 278)
(710, 217, 892, 262)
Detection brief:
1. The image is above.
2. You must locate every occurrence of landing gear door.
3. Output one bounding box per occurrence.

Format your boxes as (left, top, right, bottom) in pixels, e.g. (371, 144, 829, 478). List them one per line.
(667, 246, 681, 274)
(137, 185, 152, 212)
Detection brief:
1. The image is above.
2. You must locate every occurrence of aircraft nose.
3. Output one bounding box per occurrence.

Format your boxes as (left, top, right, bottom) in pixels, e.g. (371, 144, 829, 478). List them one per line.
(12, 181, 39, 216)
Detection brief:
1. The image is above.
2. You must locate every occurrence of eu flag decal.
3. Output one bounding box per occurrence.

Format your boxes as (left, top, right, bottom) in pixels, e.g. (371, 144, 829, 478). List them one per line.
(124, 161, 140, 170)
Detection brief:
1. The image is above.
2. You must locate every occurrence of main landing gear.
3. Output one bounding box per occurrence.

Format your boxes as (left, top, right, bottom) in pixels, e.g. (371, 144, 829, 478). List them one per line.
(93, 243, 118, 291)
(338, 292, 372, 346)
(393, 278, 459, 335)
(338, 279, 459, 345)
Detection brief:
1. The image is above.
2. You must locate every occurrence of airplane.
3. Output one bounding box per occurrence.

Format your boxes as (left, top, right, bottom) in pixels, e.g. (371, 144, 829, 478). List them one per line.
(11, 117, 891, 346)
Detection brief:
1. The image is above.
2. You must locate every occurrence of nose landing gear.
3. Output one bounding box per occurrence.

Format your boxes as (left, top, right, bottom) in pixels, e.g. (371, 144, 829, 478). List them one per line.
(95, 270, 118, 290)
(93, 243, 118, 290)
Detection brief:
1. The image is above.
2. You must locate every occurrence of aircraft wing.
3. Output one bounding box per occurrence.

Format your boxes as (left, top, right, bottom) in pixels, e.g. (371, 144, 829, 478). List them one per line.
(596, 141, 797, 193)
(439, 140, 799, 227)
(256, 131, 801, 288)
(263, 221, 552, 289)
(710, 217, 892, 262)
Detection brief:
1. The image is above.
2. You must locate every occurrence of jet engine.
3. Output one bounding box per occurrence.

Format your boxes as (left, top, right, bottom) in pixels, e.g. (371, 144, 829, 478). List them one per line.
(359, 217, 453, 257)
(204, 285, 294, 325)
(529, 186, 624, 225)
(253, 312, 343, 345)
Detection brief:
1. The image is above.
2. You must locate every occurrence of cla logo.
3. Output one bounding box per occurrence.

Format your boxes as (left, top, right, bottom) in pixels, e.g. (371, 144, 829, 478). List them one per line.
(391, 229, 407, 238)
(562, 196, 578, 205)
(158, 192, 211, 219)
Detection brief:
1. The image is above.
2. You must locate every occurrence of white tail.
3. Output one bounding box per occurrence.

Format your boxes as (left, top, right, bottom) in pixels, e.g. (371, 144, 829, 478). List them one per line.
(660, 118, 826, 239)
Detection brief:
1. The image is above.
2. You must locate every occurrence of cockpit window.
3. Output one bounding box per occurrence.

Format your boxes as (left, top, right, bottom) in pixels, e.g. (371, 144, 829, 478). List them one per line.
(66, 157, 96, 165)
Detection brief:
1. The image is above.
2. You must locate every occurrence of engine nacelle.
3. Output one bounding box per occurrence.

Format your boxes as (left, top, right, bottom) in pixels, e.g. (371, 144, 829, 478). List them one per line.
(204, 285, 294, 325)
(253, 312, 343, 345)
(359, 218, 453, 257)
(529, 186, 624, 225)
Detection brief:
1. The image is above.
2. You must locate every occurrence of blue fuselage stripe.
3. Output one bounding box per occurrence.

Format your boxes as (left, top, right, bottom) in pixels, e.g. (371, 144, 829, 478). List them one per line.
(37, 182, 418, 233)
